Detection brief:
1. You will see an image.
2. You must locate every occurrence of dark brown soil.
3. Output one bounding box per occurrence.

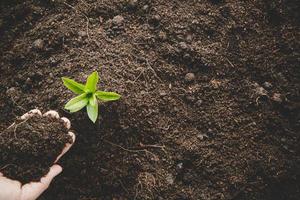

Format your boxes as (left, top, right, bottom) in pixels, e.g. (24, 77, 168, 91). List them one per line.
(0, 115, 71, 184)
(0, 0, 299, 199)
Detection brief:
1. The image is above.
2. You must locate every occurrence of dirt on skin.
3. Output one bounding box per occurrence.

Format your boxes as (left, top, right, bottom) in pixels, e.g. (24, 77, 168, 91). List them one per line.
(0, 0, 299, 199)
(0, 115, 71, 184)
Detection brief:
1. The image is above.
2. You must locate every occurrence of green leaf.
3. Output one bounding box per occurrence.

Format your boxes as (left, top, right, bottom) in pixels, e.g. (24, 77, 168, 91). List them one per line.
(65, 93, 88, 112)
(85, 71, 99, 93)
(87, 101, 98, 123)
(89, 94, 97, 107)
(95, 91, 121, 101)
(62, 77, 85, 94)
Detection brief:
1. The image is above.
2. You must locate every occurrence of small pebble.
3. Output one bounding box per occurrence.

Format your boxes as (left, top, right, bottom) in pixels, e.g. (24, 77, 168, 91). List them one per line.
(176, 162, 183, 170)
(196, 99, 203, 106)
(186, 34, 193, 42)
(150, 14, 161, 25)
(166, 173, 174, 185)
(127, 0, 138, 9)
(140, 90, 146, 95)
(183, 53, 191, 60)
(179, 42, 188, 50)
(185, 73, 195, 82)
(153, 14, 161, 21)
(112, 15, 124, 25)
(142, 5, 149, 11)
(26, 77, 32, 85)
(158, 31, 167, 41)
(6, 87, 17, 96)
(263, 81, 273, 89)
(197, 133, 208, 140)
(78, 31, 87, 37)
(159, 90, 167, 96)
(35, 71, 43, 78)
(272, 93, 282, 103)
(49, 57, 57, 65)
(254, 83, 267, 96)
(33, 39, 44, 50)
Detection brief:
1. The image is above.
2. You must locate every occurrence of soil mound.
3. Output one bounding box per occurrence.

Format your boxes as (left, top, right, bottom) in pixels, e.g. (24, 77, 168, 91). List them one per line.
(0, 115, 71, 184)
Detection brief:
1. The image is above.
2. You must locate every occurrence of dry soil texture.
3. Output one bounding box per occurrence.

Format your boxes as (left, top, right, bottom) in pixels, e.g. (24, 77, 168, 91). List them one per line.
(0, 0, 299, 200)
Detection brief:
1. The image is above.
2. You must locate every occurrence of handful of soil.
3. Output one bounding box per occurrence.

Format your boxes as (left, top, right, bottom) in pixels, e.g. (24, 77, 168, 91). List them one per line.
(0, 115, 72, 184)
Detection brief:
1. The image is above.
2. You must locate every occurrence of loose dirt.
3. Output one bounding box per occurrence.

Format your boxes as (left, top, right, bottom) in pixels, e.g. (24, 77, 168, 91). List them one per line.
(0, 0, 299, 199)
(0, 115, 71, 184)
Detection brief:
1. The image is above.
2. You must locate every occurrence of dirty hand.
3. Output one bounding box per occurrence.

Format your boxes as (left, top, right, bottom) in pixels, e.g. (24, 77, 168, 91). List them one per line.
(0, 109, 75, 200)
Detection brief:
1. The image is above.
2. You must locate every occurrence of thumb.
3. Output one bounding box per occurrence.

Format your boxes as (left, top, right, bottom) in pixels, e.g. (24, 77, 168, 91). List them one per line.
(40, 164, 63, 186)
(0, 175, 22, 200)
(20, 165, 62, 200)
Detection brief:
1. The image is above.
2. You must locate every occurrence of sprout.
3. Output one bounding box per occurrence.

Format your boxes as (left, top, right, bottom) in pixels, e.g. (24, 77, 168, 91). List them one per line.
(62, 71, 121, 123)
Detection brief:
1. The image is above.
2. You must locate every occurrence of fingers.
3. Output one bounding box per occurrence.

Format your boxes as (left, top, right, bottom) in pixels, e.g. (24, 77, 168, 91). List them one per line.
(61, 117, 71, 129)
(20, 110, 71, 130)
(54, 132, 75, 163)
(20, 109, 42, 120)
(45, 112, 71, 131)
(20, 165, 62, 200)
(40, 165, 63, 186)
(43, 111, 71, 130)
(43, 110, 60, 119)
(47, 112, 75, 162)
(19, 109, 75, 163)
(44, 111, 75, 163)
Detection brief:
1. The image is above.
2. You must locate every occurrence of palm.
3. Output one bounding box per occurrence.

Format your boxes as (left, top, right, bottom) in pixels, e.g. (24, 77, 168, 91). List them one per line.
(0, 110, 75, 200)
(0, 165, 61, 200)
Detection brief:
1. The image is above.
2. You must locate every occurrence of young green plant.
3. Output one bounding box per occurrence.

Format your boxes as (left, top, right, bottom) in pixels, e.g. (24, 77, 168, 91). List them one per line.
(62, 71, 121, 123)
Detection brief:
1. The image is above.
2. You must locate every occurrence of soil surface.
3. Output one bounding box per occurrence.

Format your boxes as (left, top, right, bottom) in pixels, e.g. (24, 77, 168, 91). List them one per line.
(0, 0, 299, 199)
(0, 115, 71, 184)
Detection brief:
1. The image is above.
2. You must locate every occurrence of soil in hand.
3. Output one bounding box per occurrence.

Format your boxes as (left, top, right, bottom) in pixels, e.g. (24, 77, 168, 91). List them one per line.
(0, 115, 72, 184)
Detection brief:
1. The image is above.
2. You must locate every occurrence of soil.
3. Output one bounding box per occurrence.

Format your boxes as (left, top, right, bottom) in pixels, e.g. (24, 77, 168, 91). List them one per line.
(0, 0, 299, 199)
(0, 115, 71, 184)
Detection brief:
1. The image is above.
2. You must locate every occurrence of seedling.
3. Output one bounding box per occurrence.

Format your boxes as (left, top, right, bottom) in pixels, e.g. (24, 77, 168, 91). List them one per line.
(62, 71, 121, 123)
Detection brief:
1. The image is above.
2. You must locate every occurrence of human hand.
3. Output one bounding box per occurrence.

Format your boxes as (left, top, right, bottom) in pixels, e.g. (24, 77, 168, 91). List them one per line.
(0, 109, 75, 200)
